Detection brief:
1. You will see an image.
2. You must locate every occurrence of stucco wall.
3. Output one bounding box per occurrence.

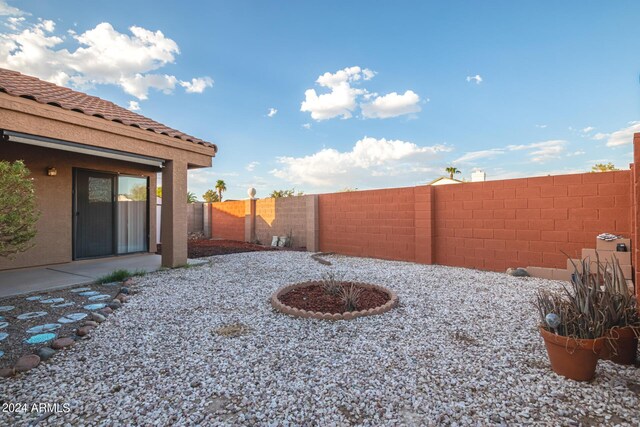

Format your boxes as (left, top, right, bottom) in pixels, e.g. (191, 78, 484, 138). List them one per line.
(0, 142, 157, 270)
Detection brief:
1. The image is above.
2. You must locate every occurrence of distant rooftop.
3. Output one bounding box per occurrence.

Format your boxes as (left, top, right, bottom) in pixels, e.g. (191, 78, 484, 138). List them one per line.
(0, 68, 216, 152)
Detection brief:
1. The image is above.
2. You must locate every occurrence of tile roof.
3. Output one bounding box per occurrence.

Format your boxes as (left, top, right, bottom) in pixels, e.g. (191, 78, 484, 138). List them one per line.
(0, 68, 216, 152)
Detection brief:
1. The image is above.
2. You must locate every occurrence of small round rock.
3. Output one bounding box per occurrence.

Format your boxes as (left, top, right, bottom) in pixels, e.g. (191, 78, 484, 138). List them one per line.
(506, 267, 530, 277)
(91, 313, 106, 323)
(0, 367, 15, 378)
(15, 354, 41, 372)
(52, 337, 75, 350)
(76, 326, 94, 337)
(36, 347, 56, 361)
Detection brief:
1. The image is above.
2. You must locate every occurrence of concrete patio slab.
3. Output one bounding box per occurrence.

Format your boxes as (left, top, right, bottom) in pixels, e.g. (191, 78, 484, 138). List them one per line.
(0, 254, 207, 299)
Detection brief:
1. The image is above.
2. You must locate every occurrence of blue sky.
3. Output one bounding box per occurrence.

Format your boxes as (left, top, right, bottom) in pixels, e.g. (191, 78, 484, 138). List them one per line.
(1, 1, 639, 200)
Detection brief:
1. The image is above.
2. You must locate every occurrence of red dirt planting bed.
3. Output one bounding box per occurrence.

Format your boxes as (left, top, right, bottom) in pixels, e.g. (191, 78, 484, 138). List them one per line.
(158, 239, 276, 258)
(271, 281, 398, 320)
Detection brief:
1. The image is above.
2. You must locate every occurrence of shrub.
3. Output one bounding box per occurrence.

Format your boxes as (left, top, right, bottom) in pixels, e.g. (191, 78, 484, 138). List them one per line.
(340, 284, 362, 312)
(96, 269, 145, 284)
(321, 272, 342, 296)
(0, 160, 40, 258)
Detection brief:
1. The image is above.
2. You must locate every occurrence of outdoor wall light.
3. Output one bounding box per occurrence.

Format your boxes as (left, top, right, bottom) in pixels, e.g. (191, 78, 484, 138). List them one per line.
(47, 167, 57, 176)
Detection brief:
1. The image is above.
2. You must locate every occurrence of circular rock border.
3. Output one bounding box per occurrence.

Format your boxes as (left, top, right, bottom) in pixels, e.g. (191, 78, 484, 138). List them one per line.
(271, 281, 398, 321)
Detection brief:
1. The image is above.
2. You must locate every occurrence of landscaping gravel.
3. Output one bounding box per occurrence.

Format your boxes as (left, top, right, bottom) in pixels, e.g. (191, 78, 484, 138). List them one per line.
(1, 251, 639, 426)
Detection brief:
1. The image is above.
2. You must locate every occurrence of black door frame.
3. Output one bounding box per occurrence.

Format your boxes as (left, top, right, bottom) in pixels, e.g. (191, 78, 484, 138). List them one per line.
(72, 168, 150, 260)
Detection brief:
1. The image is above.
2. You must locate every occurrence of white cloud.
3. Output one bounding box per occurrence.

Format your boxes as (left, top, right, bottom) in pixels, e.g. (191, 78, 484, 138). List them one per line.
(507, 139, 567, 163)
(535, 124, 547, 128)
(267, 107, 278, 118)
(245, 161, 259, 172)
(582, 126, 595, 133)
(0, 17, 213, 100)
(300, 66, 420, 121)
(605, 121, 640, 147)
(0, 0, 24, 16)
(593, 132, 608, 140)
(454, 149, 505, 164)
(180, 76, 213, 93)
(300, 66, 367, 120)
(127, 100, 140, 111)
(361, 90, 421, 119)
(466, 74, 483, 84)
(271, 136, 450, 188)
(302, 123, 311, 129)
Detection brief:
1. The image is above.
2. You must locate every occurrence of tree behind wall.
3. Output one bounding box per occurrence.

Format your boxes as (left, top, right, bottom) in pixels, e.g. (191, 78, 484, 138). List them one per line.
(0, 160, 40, 258)
(202, 189, 220, 203)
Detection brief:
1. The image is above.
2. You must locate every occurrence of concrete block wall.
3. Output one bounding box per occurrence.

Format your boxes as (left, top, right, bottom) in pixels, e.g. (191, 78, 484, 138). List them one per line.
(432, 171, 632, 271)
(210, 200, 246, 241)
(318, 187, 418, 261)
(255, 196, 308, 247)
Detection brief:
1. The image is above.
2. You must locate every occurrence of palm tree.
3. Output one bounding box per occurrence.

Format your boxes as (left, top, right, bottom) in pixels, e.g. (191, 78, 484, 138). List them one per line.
(215, 179, 227, 202)
(445, 167, 461, 179)
(186, 192, 198, 203)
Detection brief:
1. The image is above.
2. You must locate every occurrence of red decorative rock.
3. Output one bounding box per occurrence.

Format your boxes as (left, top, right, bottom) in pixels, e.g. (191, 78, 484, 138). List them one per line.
(15, 354, 40, 372)
(99, 307, 113, 315)
(76, 326, 94, 337)
(51, 337, 75, 350)
(83, 320, 99, 327)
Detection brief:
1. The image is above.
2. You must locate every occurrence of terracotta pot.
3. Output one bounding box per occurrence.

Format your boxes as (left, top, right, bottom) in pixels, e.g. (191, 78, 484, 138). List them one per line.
(539, 327, 605, 381)
(600, 326, 638, 365)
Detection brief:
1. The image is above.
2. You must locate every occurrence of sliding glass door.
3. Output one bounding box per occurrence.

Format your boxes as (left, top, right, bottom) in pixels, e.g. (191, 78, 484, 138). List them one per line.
(74, 170, 148, 259)
(117, 176, 148, 254)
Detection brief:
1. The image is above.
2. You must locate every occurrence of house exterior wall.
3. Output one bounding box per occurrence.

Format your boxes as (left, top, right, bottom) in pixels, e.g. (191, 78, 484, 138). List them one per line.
(0, 142, 157, 270)
(0, 92, 216, 269)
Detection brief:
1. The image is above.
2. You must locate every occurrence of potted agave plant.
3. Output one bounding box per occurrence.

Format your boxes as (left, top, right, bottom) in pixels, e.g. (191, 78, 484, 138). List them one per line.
(536, 255, 639, 381)
(535, 277, 607, 381)
(595, 256, 639, 365)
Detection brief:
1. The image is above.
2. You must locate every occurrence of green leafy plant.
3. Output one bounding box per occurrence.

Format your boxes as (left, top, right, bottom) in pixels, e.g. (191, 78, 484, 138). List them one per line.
(187, 192, 198, 203)
(270, 188, 303, 198)
(445, 166, 461, 179)
(591, 162, 619, 172)
(202, 189, 220, 203)
(0, 160, 40, 258)
(340, 284, 362, 312)
(215, 179, 227, 202)
(96, 269, 146, 284)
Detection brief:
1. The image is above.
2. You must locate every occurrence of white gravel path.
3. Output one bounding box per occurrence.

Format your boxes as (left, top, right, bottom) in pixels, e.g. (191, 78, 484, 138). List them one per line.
(2, 251, 639, 426)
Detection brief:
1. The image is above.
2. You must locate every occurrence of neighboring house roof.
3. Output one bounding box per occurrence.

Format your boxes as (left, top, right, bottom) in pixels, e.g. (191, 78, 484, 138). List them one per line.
(0, 67, 216, 152)
(427, 177, 464, 186)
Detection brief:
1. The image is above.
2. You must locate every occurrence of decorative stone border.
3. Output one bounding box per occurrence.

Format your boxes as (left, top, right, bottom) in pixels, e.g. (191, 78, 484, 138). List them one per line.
(0, 278, 136, 378)
(271, 281, 399, 320)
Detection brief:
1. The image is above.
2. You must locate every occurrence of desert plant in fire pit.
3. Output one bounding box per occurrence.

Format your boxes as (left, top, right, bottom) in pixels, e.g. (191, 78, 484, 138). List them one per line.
(271, 277, 398, 321)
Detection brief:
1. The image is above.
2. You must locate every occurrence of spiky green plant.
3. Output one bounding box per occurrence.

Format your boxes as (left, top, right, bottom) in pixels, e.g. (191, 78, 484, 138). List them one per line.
(537, 253, 639, 340)
(321, 272, 342, 296)
(340, 284, 362, 312)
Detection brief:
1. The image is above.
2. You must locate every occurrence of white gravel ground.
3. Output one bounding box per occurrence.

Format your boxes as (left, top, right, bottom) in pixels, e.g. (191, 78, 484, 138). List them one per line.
(2, 251, 639, 426)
